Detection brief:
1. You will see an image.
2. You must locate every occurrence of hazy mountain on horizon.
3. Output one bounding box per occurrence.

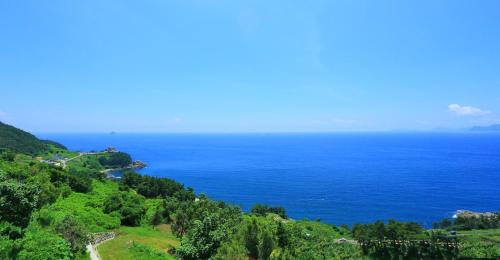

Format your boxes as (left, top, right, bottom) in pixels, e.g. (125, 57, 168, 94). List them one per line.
(470, 124, 500, 132)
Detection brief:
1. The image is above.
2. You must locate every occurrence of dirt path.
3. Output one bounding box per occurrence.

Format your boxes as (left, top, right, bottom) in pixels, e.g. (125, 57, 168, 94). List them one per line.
(86, 233, 116, 260)
(86, 243, 100, 260)
(63, 152, 105, 168)
(335, 238, 358, 245)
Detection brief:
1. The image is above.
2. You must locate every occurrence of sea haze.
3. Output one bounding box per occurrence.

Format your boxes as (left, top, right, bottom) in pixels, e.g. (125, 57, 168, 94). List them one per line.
(38, 133, 500, 227)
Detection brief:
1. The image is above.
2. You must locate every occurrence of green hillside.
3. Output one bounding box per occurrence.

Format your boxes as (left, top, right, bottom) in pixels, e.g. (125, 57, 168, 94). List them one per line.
(0, 121, 48, 154)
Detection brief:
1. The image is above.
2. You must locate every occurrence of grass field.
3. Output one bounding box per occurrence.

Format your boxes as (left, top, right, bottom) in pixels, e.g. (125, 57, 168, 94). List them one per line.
(455, 228, 500, 258)
(458, 228, 500, 235)
(43, 145, 79, 160)
(97, 225, 179, 260)
(458, 228, 500, 244)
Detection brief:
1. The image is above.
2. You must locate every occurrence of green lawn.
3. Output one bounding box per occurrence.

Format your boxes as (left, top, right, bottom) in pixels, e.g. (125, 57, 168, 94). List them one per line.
(98, 225, 179, 260)
(43, 145, 79, 160)
(458, 228, 500, 236)
(458, 228, 500, 245)
(66, 153, 105, 171)
(454, 228, 500, 258)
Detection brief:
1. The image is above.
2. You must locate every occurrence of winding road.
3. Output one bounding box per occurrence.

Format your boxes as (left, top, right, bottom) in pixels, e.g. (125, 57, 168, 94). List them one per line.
(62, 152, 105, 168)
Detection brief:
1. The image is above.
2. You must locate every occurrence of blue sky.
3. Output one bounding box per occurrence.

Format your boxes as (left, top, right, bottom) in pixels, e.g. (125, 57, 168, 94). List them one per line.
(1, 0, 500, 132)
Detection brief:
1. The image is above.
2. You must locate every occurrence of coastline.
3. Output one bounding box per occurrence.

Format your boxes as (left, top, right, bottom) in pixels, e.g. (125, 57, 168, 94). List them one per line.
(35, 132, 500, 227)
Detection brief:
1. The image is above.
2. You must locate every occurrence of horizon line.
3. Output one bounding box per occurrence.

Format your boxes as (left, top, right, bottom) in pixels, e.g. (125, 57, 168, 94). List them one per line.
(34, 129, 482, 135)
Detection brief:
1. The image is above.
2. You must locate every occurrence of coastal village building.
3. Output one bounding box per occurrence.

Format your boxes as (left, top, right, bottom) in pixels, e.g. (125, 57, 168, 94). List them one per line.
(105, 147, 118, 153)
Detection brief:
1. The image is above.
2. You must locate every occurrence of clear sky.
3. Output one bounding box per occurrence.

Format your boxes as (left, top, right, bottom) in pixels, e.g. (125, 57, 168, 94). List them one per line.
(1, 0, 500, 133)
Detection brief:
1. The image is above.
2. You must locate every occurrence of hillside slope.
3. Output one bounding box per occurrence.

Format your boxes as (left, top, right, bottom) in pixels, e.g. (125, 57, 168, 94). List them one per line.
(0, 121, 49, 154)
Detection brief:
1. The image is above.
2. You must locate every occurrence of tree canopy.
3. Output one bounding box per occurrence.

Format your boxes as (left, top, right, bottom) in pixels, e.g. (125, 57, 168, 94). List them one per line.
(0, 122, 49, 155)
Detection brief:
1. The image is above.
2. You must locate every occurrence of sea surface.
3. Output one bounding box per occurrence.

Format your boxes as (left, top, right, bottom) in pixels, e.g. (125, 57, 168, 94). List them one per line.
(38, 133, 500, 227)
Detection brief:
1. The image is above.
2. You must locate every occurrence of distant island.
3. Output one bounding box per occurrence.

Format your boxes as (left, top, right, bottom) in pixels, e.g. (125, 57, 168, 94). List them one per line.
(470, 124, 500, 132)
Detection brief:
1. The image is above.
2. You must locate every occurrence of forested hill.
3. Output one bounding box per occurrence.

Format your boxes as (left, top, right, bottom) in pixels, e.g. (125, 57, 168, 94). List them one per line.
(0, 121, 66, 154)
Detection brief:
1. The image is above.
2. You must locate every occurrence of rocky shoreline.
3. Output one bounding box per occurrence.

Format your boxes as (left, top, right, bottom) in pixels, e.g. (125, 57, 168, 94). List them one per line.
(453, 210, 498, 219)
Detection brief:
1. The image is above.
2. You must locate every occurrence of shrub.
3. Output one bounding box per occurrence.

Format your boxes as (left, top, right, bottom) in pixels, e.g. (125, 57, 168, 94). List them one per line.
(103, 192, 146, 226)
(55, 216, 89, 254)
(98, 152, 132, 168)
(0, 175, 40, 228)
(17, 226, 72, 260)
(251, 204, 287, 219)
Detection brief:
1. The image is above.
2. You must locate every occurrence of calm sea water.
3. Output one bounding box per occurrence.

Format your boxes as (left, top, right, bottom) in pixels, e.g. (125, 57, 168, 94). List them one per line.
(37, 133, 500, 227)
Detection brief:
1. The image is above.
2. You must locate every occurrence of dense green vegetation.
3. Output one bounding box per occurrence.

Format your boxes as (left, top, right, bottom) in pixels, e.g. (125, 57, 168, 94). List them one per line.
(41, 140, 67, 150)
(98, 152, 132, 169)
(122, 171, 185, 199)
(0, 121, 48, 155)
(0, 123, 499, 259)
(251, 204, 287, 219)
(352, 220, 459, 259)
(433, 212, 500, 230)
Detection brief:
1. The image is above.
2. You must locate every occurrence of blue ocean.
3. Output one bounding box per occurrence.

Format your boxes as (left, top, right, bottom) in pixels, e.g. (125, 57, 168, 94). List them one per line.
(37, 133, 500, 227)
